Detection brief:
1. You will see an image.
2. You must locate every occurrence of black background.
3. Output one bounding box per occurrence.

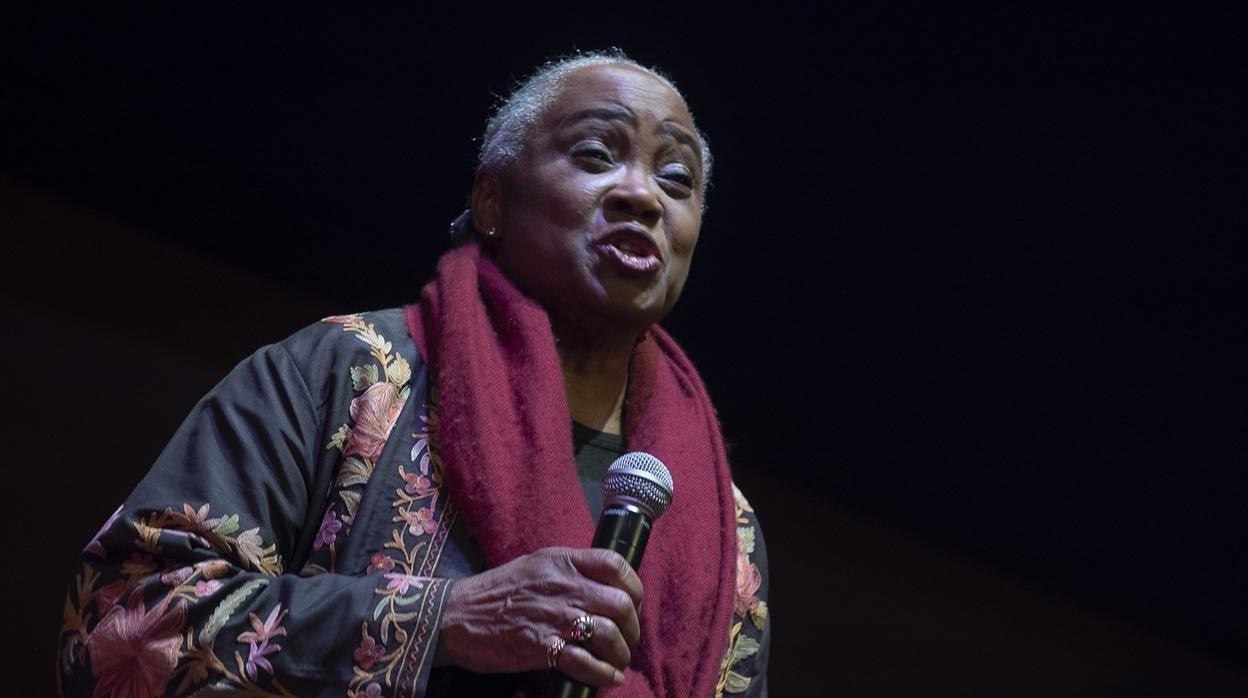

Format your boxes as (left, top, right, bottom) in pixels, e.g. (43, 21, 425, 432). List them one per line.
(3, 5, 1244, 695)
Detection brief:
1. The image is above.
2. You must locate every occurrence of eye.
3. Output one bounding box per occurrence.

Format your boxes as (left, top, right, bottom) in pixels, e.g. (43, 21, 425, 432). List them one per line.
(657, 163, 695, 193)
(573, 142, 614, 168)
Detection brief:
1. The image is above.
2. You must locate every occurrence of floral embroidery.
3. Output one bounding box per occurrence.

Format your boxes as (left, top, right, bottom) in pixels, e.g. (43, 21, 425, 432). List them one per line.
(315, 509, 344, 551)
(734, 530, 763, 618)
(134, 502, 283, 575)
(347, 390, 456, 695)
(60, 312, 459, 696)
(60, 505, 295, 697)
(367, 552, 396, 574)
(346, 382, 407, 460)
(403, 471, 433, 496)
(403, 506, 438, 535)
(86, 594, 187, 698)
(238, 604, 289, 681)
(383, 573, 429, 594)
(716, 483, 769, 696)
(349, 683, 383, 698)
(315, 314, 413, 570)
(121, 552, 158, 583)
(195, 579, 224, 598)
(353, 630, 385, 670)
(175, 591, 296, 696)
(94, 579, 126, 617)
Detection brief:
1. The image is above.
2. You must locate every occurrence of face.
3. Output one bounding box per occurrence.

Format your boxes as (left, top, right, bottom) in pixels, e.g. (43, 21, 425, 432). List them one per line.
(478, 64, 705, 342)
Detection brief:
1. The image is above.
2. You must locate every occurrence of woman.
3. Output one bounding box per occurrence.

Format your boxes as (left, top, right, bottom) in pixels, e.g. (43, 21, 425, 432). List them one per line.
(57, 51, 769, 697)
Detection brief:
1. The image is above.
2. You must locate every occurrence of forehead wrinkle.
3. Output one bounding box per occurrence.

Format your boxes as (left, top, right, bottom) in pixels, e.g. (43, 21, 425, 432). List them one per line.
(554, 66, 688, 126)
(558, 105, 638, 132)
(555, 103, 700, 158)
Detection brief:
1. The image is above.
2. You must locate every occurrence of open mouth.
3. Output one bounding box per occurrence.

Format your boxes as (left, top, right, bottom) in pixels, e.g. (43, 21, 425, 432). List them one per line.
(597, 229, 663, 275)
(608, 238, 653, 258)
(600, 227, 661, 260)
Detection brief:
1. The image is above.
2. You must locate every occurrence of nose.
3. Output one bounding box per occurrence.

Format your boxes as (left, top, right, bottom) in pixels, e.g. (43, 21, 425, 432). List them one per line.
(603, 164, 662, 225)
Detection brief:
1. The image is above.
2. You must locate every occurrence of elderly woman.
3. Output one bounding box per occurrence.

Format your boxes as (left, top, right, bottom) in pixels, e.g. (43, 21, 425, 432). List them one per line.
(57, 51, 770, 697)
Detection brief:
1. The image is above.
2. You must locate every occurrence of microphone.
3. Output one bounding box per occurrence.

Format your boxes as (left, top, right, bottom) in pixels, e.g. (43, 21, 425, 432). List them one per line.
(547, 452, 675, 698)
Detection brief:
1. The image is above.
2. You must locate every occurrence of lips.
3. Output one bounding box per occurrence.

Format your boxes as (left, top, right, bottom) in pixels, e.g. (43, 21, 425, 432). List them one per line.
(595, 226, 664, 276)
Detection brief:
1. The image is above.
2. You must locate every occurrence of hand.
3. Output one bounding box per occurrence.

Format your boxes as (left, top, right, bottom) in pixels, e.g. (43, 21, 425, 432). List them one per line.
(434, 547, 644, 688)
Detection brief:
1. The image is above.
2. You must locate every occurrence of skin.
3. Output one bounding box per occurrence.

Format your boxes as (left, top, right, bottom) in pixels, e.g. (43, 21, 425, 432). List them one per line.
(473, 63, 705, 434)
(435, 64, 706, 687)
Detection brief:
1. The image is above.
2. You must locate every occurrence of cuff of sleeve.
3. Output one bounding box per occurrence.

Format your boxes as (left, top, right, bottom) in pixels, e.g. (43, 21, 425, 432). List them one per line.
(390, 577, 456, 698)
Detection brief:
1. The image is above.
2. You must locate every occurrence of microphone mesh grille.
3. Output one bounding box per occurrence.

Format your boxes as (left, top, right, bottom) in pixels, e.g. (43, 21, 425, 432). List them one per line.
(603, 452, 674, 519)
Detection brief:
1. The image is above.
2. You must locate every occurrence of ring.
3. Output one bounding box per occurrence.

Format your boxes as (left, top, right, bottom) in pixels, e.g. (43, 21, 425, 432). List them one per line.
(546, 636, 566, 669)
(569, 615, 596, 643)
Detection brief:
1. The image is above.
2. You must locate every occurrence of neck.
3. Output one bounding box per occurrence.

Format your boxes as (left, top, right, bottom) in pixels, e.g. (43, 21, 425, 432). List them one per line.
(554, 324, 634, 436)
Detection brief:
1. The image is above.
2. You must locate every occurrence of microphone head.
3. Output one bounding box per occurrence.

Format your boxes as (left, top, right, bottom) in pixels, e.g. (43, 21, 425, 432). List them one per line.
(602, 452, 674, 520)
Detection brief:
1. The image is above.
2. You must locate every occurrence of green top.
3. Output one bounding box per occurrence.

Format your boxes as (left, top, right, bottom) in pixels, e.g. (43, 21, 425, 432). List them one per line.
(571, 420, 625, 519)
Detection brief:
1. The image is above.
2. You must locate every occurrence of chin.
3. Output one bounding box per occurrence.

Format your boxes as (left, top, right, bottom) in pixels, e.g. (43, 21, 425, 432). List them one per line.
(563, 300, 663, 344)
(610, 297, 678, 335)
(561, 273, 682, 340)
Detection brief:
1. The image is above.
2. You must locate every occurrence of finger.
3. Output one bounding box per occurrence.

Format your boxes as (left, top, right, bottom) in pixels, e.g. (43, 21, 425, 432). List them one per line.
(580, 584, 641, 649)
(566, 548, 644, 608)
(554, 640, 627, 689)
(571, 614, 630, 669)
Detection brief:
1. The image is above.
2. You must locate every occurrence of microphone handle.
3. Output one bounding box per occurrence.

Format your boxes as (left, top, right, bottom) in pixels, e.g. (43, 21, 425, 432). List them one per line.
(591, 503, 652, 568)
(546, 504, 653, 698)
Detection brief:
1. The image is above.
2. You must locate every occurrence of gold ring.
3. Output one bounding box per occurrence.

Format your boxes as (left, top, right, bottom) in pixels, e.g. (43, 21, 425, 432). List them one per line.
(546, 636, 566, 669)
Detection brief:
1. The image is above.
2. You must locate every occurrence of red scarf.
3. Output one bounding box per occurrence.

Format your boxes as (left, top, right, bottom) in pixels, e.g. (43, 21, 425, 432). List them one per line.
(404, 244, 736, 697)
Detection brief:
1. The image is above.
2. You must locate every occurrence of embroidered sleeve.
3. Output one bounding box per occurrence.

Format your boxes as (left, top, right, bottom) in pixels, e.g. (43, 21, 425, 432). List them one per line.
(57, 334, 454, 697)
(715, 483, 771, 698)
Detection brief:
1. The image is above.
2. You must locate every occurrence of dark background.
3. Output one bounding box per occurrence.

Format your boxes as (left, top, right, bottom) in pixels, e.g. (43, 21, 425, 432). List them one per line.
(3, 6, 1244, 696)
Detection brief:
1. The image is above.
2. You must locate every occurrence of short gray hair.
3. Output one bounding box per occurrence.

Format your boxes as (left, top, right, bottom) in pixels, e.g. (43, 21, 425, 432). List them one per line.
(477, 49, 713, 197)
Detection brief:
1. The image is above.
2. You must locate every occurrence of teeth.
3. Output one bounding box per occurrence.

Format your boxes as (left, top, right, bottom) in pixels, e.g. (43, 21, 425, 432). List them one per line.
(612, 241, 643, 256)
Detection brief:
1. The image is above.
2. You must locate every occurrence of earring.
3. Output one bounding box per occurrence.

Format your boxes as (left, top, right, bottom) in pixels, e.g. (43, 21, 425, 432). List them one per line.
(486, 227, 497, 238)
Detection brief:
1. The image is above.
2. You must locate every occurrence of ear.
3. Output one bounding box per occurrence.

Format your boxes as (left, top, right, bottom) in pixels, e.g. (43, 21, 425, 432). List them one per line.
(470, 169, 505, 236)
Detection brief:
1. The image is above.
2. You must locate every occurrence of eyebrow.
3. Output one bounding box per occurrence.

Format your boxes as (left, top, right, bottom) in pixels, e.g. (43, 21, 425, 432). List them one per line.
(560, 107, 703, 168)
(659, 122, 702, 162)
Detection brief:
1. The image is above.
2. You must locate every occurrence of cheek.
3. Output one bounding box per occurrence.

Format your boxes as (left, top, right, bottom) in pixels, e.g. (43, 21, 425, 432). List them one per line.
(668, 210, 703, 256)
(665, 215, 701, 292)
(528, 163, 600, 226)
(497, 170, 604, 297)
